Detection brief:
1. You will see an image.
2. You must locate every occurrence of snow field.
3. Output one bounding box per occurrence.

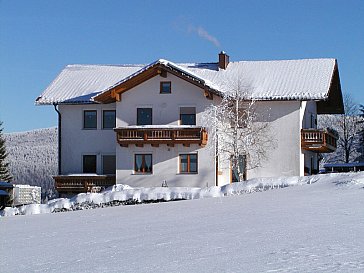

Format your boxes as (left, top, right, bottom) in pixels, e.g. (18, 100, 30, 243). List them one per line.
(1, 172, 364, 272)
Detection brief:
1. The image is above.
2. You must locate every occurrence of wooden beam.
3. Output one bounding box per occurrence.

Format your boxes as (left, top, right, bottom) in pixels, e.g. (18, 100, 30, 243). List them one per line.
(204, 89, 213, 100)
(160, 70, 167, 78)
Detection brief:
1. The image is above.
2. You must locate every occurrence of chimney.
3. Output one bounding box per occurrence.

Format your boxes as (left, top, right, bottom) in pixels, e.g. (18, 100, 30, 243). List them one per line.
(218, 51, 229, 70)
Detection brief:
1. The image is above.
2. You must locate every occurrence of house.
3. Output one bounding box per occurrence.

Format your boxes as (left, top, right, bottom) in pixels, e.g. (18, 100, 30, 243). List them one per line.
(36, 52, 344, 195)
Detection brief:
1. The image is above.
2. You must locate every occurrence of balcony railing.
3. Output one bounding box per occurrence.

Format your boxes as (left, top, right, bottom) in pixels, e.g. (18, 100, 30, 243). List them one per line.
(115, 126, 208, 147)
(53, 175, 116, 194)
(301, 129, 337, 153)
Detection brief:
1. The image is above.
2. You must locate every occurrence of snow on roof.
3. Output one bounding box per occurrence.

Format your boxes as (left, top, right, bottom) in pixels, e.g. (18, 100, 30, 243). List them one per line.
(187, 58, 336, 100)
(36, 64, 143, 105)
(36, 58, 337, 105)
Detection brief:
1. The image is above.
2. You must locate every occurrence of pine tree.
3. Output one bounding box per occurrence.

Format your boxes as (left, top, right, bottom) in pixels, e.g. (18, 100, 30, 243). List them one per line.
(0, 121, 12, 182)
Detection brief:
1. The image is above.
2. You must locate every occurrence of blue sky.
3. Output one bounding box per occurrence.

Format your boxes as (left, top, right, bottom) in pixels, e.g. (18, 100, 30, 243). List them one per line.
(0, 0, 363, 132)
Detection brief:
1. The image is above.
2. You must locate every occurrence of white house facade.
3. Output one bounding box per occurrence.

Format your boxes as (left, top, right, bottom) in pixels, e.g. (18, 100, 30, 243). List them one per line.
(36, 52, 344, 194)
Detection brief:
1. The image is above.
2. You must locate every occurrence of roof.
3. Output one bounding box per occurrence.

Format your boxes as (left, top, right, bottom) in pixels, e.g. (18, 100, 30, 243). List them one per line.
(0, 189, 9, 196)
(36, 57, 344, 113)
(36, 64, 143, 105)
(0, 182, 13, 189)
(324, 162, 364, 168)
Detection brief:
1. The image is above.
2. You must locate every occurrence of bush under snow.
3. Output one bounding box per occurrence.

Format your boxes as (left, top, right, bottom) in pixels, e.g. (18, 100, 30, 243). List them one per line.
(2, 172, 363, 217)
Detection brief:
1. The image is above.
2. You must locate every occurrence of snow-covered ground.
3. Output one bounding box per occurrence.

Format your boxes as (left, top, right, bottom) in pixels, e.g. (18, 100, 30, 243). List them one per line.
(1, 172, 364, 272)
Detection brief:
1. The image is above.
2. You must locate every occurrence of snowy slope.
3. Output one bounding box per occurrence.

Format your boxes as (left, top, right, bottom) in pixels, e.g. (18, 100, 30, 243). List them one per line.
(1, 172, 364, 272)
(4, 128, 57, 195)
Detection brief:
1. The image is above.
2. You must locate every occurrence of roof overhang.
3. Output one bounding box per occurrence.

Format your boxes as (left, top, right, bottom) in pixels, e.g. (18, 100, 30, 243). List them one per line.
(317, 61, 344, 114)
(93, 60, 221, 103)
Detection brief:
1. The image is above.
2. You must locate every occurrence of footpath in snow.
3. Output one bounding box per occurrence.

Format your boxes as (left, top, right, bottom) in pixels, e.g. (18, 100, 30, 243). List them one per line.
(1, 172, 364, 217)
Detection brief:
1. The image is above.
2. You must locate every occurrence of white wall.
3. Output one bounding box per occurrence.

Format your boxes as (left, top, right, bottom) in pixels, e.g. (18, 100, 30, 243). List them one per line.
(116, 145, 215, 188)
(116, 73, 219, 187)
(59, 74, 321, 185)
(246, 101, 302, 179)
(300, 101, 319, 174)
(59, 104, 116, 175)
(302, 101, 317, 129)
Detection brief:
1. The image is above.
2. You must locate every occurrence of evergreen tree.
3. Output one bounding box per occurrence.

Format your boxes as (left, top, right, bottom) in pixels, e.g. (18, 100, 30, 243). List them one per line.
(0, 121, 12, 182)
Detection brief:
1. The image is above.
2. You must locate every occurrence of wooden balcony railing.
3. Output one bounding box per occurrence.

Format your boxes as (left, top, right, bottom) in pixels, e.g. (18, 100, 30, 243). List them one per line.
(301, 129, 337, 153)
(115, 126, 208, 147)
(53, 175, 116, 194)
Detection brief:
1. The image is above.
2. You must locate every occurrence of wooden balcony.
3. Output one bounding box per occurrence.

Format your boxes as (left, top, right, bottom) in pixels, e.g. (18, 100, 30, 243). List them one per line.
(53, 175, 116, 194)
(301, 129, 337, 153)
(115, 126, 208, 147)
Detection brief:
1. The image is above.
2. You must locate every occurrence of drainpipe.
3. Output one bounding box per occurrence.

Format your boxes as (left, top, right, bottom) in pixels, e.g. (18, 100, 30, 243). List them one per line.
(53, 103, 62, 175)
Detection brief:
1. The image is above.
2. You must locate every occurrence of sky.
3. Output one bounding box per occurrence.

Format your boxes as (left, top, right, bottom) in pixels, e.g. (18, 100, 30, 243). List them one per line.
(0, 0, 363, 133)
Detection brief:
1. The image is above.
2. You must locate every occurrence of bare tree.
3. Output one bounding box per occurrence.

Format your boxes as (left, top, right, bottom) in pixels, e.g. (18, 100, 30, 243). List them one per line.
(318, 93, 363, 164)
(202, 81, 273, 182)
(356, 104, 364, 162)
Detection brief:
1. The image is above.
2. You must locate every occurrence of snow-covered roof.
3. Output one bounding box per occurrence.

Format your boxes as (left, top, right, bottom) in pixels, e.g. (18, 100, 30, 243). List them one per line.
(36, 57, 340, 105)
(36, 64, 143, 105)
(188, 59, 337, 101)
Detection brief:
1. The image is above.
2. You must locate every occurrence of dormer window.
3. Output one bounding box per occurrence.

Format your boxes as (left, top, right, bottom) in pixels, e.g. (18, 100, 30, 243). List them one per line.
(160, 81, 171, 94)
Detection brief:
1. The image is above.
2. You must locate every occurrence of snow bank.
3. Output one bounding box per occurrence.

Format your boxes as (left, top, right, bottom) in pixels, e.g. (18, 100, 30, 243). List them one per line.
(2, 172, 363, 217)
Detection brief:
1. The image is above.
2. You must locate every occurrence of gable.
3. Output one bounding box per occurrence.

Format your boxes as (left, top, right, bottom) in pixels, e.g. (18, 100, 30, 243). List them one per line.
(317, 63, 344, 114)
(93, 60, 218, 104)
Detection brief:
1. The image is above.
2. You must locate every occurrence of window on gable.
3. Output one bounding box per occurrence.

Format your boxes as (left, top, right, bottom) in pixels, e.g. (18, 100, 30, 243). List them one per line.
(103, 110, 116, 129)
(84, 110, 97, 129)
(83, 155, 97, 173)
(137, 108, 152, 125)
(102, 155, 116, 175)
(160, 81, 171, 94)
(179, 154, 198, 174)
(134, 154, 153, 174)
(180, 107, 196, 125)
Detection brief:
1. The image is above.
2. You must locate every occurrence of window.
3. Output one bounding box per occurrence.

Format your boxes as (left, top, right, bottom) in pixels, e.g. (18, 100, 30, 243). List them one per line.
(103, 110, 116, 129)
(180, 107, 196, 125)
(102, 155, 116, 175)
(179, 154, 198, 174)
(134, 154, 153, 174)
(160, 81, 171, 94)
(137, 108, 152, 125)
(310, 114, 317, 128)
(84, 110, 97, 129)
(83, 155, 97, 173)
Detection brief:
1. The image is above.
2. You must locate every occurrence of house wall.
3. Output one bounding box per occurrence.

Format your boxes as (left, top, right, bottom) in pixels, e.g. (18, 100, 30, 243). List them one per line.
(58, 79, 321, 185)
(300, 101, 319, 174)
(245, 101, 302, 179)
(59, 104, 116, 175)
(115, 73, 219, 187)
